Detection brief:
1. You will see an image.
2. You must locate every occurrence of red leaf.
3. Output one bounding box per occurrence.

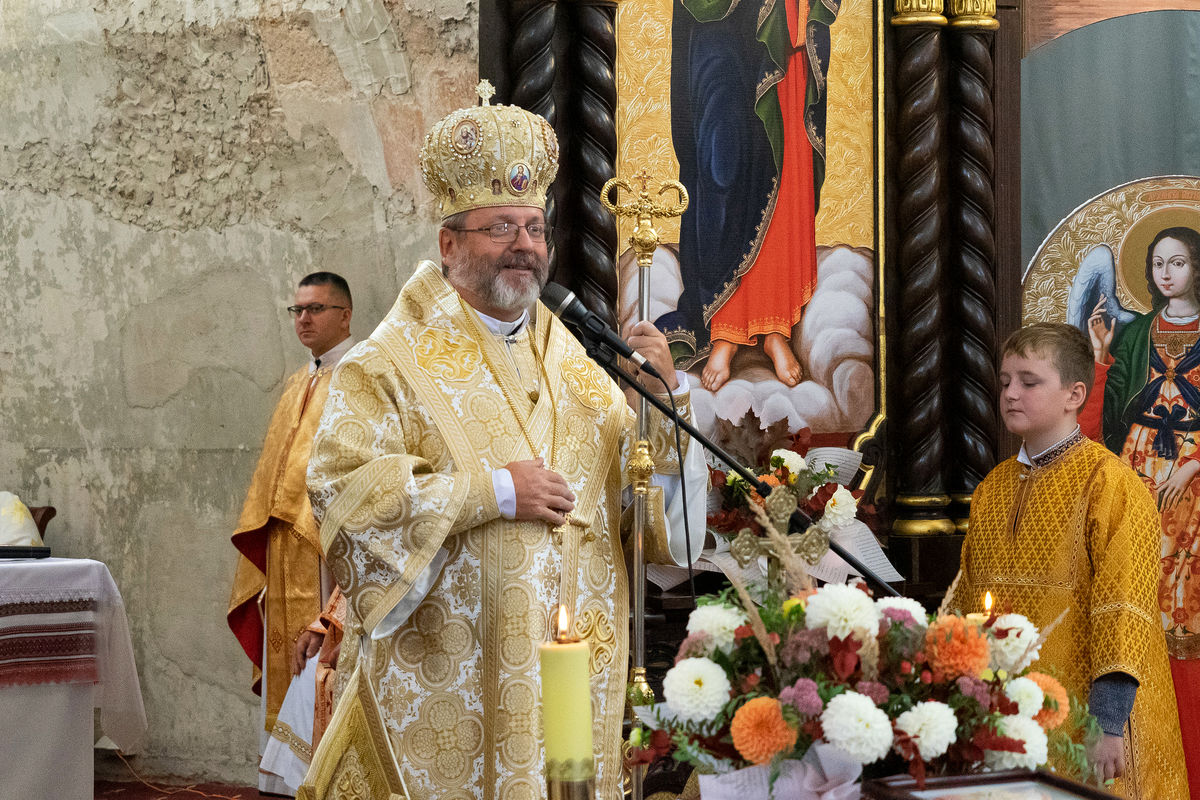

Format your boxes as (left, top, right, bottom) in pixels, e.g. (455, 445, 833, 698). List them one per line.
(789, 428, 813, 456)
(829, 635, 863, 681)
(972, 726, 1026, 753)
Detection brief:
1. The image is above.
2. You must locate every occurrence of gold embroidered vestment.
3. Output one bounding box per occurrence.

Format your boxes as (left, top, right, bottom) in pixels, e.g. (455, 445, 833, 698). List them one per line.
(951, 438, 1187, 798)
(228, 363, 331, 729)
(307, 262, 689, 800)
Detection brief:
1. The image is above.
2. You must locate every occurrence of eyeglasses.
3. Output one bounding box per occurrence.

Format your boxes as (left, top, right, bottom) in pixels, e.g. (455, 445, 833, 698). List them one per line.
(287, 303, 347, 318)
(451, 222, 552, 243)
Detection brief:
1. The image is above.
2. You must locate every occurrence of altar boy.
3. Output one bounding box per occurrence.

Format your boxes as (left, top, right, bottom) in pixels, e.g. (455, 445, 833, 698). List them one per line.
(949, 322, 1187, 797)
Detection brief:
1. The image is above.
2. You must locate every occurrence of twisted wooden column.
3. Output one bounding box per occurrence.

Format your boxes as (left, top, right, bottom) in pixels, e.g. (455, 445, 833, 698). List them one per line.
(947, 0, 1000, 531)
(892, 1, 955, 536)
(508, 0, 560, 251)
(566, 0, 619, 327)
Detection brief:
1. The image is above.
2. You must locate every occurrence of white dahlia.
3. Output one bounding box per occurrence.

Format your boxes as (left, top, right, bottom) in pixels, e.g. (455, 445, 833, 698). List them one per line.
(984, 714, 1049, 771)
(876, 596, 930, 628)
(1004, 676, 1045, 718)
(805, 583, 880, 639)
(686, 603, 747, 654)
(817, 485, 858, 532)
(988, 613, 1042, 674)
(895, 701, 959, 761)
(772, 449, 808, 478)
(662, 657, 732, 725)
(820, 691, 894, 764)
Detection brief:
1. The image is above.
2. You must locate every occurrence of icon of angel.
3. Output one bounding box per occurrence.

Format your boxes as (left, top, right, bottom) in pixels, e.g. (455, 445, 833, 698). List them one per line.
(1072, 223, 1200, 646)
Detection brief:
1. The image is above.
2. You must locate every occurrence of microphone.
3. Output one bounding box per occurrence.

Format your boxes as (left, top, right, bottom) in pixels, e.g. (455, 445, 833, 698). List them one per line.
(540, 283, 663, 380)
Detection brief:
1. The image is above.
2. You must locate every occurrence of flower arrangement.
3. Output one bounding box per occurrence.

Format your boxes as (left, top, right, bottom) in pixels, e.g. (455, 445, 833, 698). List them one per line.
(628, 574, 1097, 795)
(707, 430, 876, 542)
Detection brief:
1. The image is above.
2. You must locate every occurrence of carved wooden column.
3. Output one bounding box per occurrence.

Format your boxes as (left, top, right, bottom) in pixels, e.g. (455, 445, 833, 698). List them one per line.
(946, 0, 1000, 531)
(891, 0, 954, 537)
(508, 0, 561, 243)
(566, 0, 620, 327)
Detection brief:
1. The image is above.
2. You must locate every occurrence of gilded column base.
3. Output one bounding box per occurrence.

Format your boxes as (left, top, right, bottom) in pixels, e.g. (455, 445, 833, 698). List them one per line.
(892, 517, 958, 535)
(951, 492, 972, 533)
(893, 494, 955, 535)
(895, 493, 952, 508)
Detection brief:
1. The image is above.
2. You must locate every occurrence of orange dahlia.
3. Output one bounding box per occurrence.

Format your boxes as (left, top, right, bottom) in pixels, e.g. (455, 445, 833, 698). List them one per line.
(924, 616, 990, 679)
(1026, 671, 1070, 730)
(730, 697, 798, 765)
(750, 474, 782, 506)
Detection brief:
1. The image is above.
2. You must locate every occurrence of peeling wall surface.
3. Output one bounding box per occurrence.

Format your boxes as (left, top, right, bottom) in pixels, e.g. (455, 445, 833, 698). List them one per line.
(0, 0, 476, 783)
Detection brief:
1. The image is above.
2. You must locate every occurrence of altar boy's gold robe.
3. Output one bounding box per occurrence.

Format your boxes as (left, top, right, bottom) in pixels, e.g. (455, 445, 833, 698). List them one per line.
(951, 435, 1187, 799)
(306, 262, 689, 800)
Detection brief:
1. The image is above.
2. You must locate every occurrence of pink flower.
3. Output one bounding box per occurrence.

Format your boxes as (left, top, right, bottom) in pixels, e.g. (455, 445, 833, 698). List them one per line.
(779, 678, 824, 716)
(780, 627, 830, 667)
(674, 631, 713, 665)
(855, 680, 889, 705)
(955, 675, 990, 707)
(882, 607, 917, 628)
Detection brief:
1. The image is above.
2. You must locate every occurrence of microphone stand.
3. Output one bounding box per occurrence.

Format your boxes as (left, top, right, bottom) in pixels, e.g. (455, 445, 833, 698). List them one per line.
(584, 340, 901, 598)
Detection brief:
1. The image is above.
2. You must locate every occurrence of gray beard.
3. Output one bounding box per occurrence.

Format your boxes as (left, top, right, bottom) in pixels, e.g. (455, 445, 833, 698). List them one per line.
(453, 249, 548, 316)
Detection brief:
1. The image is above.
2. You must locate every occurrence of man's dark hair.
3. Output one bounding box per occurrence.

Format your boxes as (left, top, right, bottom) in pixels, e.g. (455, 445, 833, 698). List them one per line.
(299, 271, 353, 308)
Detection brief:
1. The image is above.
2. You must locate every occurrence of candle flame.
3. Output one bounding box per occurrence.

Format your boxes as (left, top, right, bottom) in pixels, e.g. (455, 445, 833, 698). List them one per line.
(555, 604, 572, 642)
(984, 591, 993, 613)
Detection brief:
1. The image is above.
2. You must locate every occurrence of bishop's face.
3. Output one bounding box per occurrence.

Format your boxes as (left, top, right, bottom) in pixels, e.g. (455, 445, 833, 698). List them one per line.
(441, 206, 550, 322)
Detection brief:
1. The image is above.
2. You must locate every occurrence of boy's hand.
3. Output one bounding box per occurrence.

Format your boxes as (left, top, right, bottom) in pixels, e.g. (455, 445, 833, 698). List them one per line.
(293, 630, 324, 674)
(1091, 734, 1126, 783)
(1158, 460, 1200, 511)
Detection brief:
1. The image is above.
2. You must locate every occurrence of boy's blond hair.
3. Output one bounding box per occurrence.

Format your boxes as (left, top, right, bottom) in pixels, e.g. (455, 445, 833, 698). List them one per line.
(1002, 323, 1094, 396)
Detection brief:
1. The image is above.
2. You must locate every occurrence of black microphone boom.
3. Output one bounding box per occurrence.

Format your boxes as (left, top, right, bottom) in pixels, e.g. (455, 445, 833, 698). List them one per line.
(540, 283, 663, 380)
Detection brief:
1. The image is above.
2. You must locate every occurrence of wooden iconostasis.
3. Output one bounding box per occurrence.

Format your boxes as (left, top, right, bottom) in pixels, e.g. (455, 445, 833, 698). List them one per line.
(473, 0, 1198, 604)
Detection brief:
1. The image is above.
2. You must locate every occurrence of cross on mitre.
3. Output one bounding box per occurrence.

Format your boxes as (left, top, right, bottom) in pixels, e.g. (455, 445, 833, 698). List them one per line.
(476, 79, 496, 106)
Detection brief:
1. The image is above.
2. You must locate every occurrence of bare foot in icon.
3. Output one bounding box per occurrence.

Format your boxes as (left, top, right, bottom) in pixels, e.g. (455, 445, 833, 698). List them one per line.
(763, 332, 802, 386)
(701, 340, 738, 392)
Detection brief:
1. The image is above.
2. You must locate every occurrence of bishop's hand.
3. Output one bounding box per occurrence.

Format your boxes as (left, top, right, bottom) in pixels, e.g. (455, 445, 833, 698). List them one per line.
(625, 320, 678, 393)
(506, 457, 576, 526)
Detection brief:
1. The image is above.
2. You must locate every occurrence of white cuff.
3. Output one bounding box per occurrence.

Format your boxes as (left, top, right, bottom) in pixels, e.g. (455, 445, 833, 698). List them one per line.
(492, 468, 517, 520)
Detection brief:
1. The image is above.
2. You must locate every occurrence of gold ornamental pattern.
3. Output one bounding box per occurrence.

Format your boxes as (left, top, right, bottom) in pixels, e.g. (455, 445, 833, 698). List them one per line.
(1024, 176, 1200, 324)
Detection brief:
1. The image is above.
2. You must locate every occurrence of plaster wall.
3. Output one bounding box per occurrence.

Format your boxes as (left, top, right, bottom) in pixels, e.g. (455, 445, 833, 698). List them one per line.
(0, 0, 476, 783)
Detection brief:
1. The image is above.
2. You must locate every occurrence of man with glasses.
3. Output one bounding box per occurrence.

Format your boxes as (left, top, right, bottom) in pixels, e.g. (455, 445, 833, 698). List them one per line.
(227, 272, 354, 796)
(304, 83, 703, 799)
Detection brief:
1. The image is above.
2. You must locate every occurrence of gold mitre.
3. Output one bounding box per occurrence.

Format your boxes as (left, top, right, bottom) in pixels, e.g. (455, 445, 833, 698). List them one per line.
(419, 79, 559, 219)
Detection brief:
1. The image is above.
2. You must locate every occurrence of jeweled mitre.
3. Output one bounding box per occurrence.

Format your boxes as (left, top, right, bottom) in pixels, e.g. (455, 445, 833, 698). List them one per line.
(419, 80, 559, 219)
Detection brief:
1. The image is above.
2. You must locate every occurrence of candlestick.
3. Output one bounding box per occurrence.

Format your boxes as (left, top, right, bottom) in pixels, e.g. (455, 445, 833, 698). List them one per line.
(540, 605, 595, 800)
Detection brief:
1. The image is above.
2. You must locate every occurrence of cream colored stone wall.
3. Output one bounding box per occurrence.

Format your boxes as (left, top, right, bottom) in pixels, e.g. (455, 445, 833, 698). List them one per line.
(0, 0, 476, 783)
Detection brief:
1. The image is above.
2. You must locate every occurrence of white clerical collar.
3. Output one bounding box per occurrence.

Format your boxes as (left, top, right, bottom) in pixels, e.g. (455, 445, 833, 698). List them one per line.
(309, 336, 354, 373)
(1017, 425, 1081, 467)
(475, 308, 530, 338)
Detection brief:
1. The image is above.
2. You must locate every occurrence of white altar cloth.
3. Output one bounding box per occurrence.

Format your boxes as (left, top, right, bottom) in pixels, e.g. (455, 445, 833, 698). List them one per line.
(0, 557, 146, 800)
